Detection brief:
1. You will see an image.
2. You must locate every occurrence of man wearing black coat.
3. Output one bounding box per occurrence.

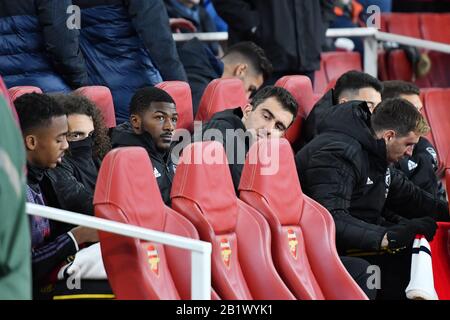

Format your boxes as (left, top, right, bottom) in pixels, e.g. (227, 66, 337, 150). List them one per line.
(213, 0, 335, 83)
(296, 98, 449, 299)
(111, 87, 177, 206)
(382, 80, 446, 202)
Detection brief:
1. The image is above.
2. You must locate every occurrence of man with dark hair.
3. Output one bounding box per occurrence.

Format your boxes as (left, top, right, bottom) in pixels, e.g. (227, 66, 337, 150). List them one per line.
(178, 39, 273, 114)
(302, 70, 383, 145)
(15, 93, 98, 299)
(111, 87, 178, 205)
(198, 85, 298, 193)
(381, 80, 445, 201)
(296, 97, 449, 299)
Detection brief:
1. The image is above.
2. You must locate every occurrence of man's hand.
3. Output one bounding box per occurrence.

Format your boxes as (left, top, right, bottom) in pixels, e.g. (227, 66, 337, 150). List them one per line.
(384, 216, 437, 250)
(70, 226, 99, 245)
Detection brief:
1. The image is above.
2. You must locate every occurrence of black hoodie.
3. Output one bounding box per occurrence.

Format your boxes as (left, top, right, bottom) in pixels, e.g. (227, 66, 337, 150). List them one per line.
(295, 101, 449, 254)
(111, 122, 175, 206)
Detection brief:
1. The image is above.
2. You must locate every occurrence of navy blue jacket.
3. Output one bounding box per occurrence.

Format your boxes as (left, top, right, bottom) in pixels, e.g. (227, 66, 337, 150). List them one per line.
(0, 0, 88, 92)
(74, 0, 187, 123)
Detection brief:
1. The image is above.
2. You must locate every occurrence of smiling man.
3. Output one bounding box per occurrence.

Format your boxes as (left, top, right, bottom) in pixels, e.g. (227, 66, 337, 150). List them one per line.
(111, 87, 178, 205)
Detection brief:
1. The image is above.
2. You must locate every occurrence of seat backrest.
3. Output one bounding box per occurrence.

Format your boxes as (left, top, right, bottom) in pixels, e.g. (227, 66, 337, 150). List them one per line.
(422, 89, 450, 171)
(275, 76, 314, 144)
(74, 86, 117, 128)
(171, 141, 294, 300)
(94, 147, 198, 299)
(156, 81, 194, 131)
(314, 58, 328, 95)
(239, 138, 368, 300)
(8, 86, 43, 102)
(420, 13, 450, 44)
(387, 13, 421, 38)
(322, 52, 362, 85)
(0, 77, 19, 124)
(195, 78, 247, 122)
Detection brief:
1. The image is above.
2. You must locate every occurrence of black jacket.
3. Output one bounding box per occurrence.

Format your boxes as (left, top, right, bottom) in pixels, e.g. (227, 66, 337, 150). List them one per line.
(111, 122, 175, 205)
(195, 107, 250, 193)
(177, 38, 223, 115)
(396, 137, 446, 201)
(213, 0, 334, 73)
(295, 101, 449, 254)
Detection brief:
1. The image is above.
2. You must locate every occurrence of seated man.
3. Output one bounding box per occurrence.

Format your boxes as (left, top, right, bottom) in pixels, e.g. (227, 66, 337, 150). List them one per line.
(53, 94, 111, 194)
(15, 93, 98, 299)
(302, 70, 382, 145)
(178, 39, 272, 114)
(197, 85, 297, 193)
(111, 87, 177, 206)
(382, 80, 446, 201)
(296, 97, 449, 299)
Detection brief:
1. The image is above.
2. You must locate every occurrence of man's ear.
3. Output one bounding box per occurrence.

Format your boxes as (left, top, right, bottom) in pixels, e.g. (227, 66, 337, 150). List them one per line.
(233, 63, 248, 78)
(130, 114, 142, 134)
(24, 135, 37, 151)
(381, 129, 396, 143)
(338, 97, 348, 104)
(241, 103, 253, 121)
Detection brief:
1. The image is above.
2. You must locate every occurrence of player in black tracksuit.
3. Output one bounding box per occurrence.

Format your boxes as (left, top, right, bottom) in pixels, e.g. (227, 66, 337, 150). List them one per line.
(296, 99, 449, 299)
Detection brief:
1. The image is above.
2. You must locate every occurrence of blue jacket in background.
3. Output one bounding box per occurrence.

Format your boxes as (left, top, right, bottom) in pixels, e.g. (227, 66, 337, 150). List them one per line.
(0, 0, 88, 93)
(74, 0, 187, 123)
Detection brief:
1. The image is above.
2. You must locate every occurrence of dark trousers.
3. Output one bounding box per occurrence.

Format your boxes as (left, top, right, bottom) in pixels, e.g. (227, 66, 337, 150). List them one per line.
(340, 256, 377, 300)
(359, 250, 412, 300)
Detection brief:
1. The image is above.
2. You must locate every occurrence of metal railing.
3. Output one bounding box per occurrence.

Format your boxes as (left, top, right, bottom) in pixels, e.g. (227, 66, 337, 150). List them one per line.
(26, 203, 212, 300)
(173, 28, 450, 78)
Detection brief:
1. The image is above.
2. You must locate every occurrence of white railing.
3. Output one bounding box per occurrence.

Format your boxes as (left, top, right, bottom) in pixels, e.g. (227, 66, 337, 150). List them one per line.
(26, 203, 212, 300)
(173, 28, 450, 78)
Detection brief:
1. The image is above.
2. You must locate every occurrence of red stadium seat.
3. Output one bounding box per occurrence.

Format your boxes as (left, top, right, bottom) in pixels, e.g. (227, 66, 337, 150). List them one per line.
(420, 14, 450, 44)
(0, 77, 18, 124)
(239, 139, 368, 300)
(156, 81, 194, 131)
(387, 13, 421, 38)
(380, 13, 389, 33)
(8, 86, 43, 101)
(171, 141, 295, 300)
(195, 78, 247, 123)
(422, 89, 450, 172)
(74, 86, 116, 128)
(314, 58, 328, 95)
(322, 52, 362, 85)
(275, 76, 314, 145)
(94, 147, 200, 299)
(429, 222, 450, 300)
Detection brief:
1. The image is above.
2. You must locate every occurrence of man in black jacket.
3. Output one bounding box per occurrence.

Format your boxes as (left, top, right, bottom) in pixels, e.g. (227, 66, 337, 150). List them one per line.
(382, 80, 446, 201)
(197, 86, 298, 193)
(296, 98, 449, 299)
(15, 93, 98, 299)
(178, 39, 272, 115)
(302, 70, 383, 146)
(111, 87, 177, 206)
(213, 0, 335, 84)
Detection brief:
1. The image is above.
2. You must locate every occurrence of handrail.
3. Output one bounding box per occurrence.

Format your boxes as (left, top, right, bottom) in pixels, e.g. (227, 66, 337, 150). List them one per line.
(26, 203, 212, 300)
(173, 28, 450, 78)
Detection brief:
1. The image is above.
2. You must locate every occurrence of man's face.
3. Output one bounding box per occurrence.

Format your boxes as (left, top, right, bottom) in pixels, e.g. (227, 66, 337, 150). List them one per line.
(26, 116, 69, 169)
(242, 97, 294, 140)
(67, 114, 94, 142)
(400, 94, 423, 112)
(385, 130, 420, 163)
(340, 87, 382, 113)
(131, 102, 178, 152)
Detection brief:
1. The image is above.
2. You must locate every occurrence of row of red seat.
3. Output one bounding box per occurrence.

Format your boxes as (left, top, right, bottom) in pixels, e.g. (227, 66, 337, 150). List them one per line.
(95, 140, 368, 299)
(379, 13, 450, 87)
